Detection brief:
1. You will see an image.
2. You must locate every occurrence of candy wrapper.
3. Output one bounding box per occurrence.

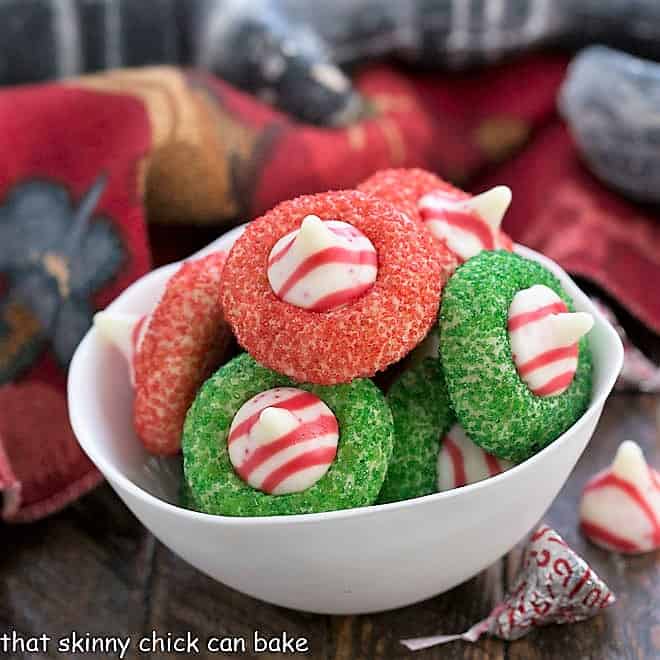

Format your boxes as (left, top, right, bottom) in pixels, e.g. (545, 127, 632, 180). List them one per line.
(402, 526, 615, 651)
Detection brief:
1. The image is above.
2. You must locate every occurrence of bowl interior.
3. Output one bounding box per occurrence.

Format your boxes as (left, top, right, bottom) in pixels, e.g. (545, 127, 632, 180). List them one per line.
(68, 235, 623, 518)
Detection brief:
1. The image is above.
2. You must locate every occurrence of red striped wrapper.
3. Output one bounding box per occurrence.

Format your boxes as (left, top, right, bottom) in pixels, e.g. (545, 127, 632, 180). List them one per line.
(401, 526, 615, 650)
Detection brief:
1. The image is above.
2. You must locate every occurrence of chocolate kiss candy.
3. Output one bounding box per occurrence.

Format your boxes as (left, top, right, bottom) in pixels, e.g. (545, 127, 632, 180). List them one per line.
(418, 186, 511, 261)
(401, 526, 615, 650)
(580, 440, 660, 554)
(507, 284, 593, 397)
(93, 311, 147, 385)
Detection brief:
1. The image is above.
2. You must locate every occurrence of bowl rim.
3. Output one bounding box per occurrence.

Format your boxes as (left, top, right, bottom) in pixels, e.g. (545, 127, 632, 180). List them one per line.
(68, 236, 624, 527)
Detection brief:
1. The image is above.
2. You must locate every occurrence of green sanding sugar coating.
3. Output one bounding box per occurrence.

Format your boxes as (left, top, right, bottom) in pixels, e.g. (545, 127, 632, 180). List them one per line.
(182, 353, 393, 516)
(440, 250, 592, 462)
(378, 356, 454, 504)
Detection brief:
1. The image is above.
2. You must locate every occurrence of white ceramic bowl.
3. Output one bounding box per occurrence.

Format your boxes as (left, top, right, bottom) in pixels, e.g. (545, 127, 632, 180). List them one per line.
(68, 227, 623, 615)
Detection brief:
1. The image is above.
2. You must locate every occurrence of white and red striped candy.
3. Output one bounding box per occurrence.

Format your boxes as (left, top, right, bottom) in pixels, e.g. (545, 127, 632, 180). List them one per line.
(227, 387, 339, 495)
(580, 440, 660, 554)
(267, 214, 378, 312)
(437, 424, 513, 491)
(508, 285, 593, 397)
(93, 311, 149, 385)
(418, 185, 512, 261)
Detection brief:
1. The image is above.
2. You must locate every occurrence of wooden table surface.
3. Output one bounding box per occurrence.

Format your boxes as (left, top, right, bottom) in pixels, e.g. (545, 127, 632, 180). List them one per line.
(2, 392, 659, 660)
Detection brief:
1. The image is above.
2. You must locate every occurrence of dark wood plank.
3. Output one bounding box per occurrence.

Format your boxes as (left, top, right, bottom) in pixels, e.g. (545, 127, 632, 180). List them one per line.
(1, 393, 658, 659)
(326, 563, 505, 660)
(0, 485, 154, 659)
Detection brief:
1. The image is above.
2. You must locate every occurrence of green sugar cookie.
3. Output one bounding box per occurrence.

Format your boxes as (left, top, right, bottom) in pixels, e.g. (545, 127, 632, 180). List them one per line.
(179, 475, 198, 511)
(182, 353, 394, 516)
(440, 250, 592, 462)
(378, 354, 454, 504)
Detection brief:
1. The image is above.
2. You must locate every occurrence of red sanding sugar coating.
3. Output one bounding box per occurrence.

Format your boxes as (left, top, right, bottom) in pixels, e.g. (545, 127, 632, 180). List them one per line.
(358, 168, 467, 224)
(358, 168, 514, 251)
(134, 252, 233, 455)
(221, 190, 453, 385)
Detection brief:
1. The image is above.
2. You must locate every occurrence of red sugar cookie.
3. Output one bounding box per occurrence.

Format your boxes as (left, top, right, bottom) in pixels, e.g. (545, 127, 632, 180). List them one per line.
(359, 168, 514, 258)
(133, 252, 233, 455)
(221, 190, 452, 385)
(358, 168, 467, 224)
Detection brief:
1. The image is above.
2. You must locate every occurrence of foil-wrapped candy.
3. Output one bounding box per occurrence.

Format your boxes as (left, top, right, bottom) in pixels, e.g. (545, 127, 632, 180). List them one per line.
(402, 526, 615, 651)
